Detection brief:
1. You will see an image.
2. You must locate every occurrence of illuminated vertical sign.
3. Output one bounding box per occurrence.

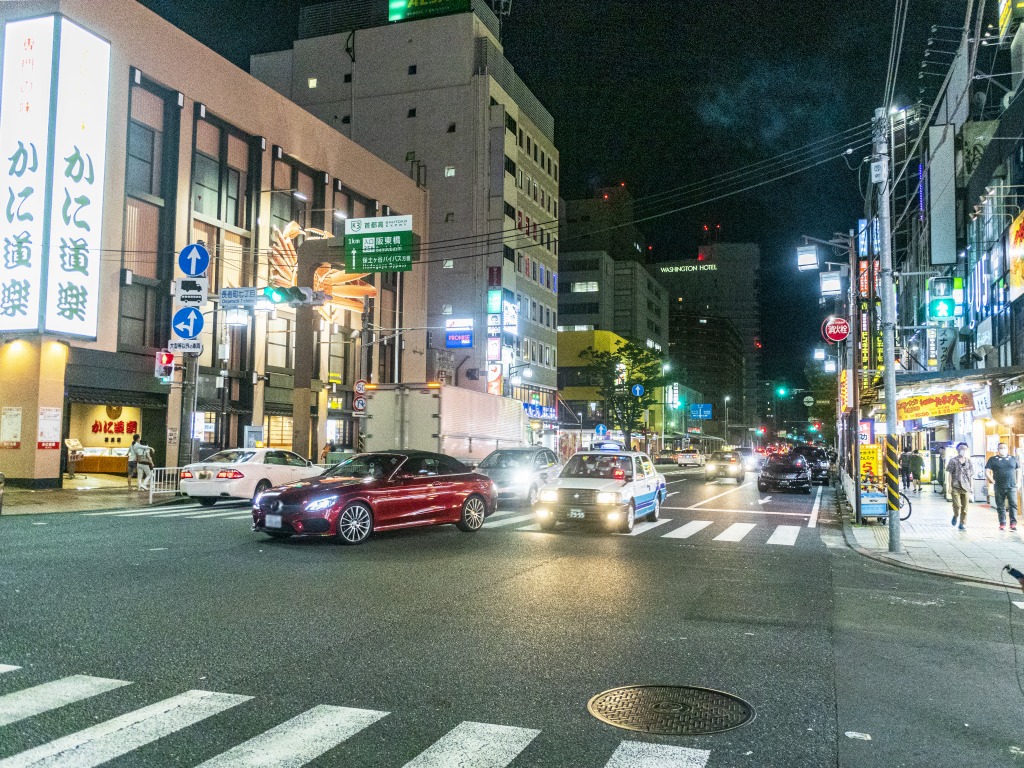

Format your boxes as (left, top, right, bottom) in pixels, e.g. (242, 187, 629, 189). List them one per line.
(43, 19, 111, 336)
(0, 16, 110, 338)
(0, 17, 56, 333)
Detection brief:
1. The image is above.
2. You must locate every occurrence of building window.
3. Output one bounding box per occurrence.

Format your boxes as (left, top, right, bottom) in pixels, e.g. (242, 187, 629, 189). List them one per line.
(445, 166, 456, 177)
(504, 245, 515, 262)
(267, 316, 294, 369)
(571, 281, 599, 293)
(518, 128, 524, 147)
(545, 307, 551, 326)
(504, 155, 516, 176)
(539, 264, 545, 285)
(408, 65, 417, 75)
(541, 150, 545, 167)
(307, 77, 318, 88)
(448, 122, 457, 132)
(532, 260, 537, 281)
(407, 108, 417, 118)
(443, 259, 454, 269)
(504, 201, 515, 219)
(526, 136, 531, 153)
(552, 273, 557, 292)
(126, 121, 159, 196)
(343, 73, 352, 83)
(517, 254, 523, 272)
(341, 115, 351, 124)
(505, 113, 517, 135)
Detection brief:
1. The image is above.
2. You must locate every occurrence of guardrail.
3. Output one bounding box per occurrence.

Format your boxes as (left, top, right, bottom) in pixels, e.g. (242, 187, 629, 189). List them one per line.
(148, 467, 183, 505)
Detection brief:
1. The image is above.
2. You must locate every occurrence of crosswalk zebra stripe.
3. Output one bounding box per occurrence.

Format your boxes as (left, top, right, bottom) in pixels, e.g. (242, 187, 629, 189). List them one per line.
(518, 524, 541, 531)
(603, 741, 710, 768)
(195, 705, 388, 767)
(183, 510, 255, 520)
(622, 519, 672, 536)
(111, 509, 203, 518)
(486, 513, 536, 528)
(401, 721, 539, 768)
(713, 523, 756, 542)
(766, 525, 801, 546)
(488, 509, 524, 520)
(0, 665, 21, 675)
(0, 675, 130, 728)
(661, 520, 713, 539)
(146, 509, 241, 518)
(83, 505, 202, 516)
(0, 690, 251, 768)
(225, 514, 253, 520)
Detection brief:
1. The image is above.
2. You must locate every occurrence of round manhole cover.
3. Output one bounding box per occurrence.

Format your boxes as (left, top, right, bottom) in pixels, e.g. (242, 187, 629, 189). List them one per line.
(587, 685, 755, 736)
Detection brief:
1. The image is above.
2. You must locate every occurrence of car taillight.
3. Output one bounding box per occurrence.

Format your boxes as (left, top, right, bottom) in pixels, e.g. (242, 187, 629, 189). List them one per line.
(729, 458, 737, 463)
(613, 468, 626, 481)
(180, 470, 193, 479)
(216, 469, 245, 479)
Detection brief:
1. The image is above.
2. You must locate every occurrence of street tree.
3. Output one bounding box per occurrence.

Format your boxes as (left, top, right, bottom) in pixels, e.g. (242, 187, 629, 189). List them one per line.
(805, 364, 838, 444)
(579, 340, 667, 450)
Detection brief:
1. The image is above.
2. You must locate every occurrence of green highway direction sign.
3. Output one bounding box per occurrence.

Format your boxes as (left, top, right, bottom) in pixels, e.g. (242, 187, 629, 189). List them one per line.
(344, 215, 414, 272)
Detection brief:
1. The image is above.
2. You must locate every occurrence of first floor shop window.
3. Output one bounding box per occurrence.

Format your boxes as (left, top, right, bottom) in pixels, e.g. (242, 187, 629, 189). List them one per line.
(263, 416, 293, 449)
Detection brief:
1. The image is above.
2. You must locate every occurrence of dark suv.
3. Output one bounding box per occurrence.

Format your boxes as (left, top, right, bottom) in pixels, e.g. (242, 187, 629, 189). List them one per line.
(790, 446, 830, 485)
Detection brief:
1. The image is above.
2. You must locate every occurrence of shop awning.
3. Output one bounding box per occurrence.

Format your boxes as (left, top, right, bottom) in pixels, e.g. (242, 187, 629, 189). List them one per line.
(66, 386, 167, 408)
(893, 366, 1024, 394)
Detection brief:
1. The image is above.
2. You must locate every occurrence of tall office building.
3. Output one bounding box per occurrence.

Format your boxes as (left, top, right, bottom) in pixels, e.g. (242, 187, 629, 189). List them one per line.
(251, 0, 560, 428)
(655, 243, 762, 426)
(562, 186, 648, 263)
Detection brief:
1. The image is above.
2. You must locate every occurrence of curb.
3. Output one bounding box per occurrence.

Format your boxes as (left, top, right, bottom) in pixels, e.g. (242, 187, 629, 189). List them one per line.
(1, 494, 192, 517)
(833, 494, 1006, 588)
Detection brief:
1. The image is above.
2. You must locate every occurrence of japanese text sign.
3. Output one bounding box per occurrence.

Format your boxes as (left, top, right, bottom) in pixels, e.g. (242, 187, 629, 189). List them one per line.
(896, 391, 975, 422)
(343, 215, 413, 272)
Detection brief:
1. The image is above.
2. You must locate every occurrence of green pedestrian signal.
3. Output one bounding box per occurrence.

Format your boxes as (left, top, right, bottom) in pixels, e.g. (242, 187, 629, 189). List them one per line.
(929, 297, 955, 319)
(777, 387, 788, 397)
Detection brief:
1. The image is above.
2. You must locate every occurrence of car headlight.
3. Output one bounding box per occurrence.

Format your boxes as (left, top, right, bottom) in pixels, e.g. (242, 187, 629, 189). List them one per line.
(305, 496, 338, 512)
(513, 470, 533, 486)
(596, 492, 621, 504)
(539, 489, 558, 503)
(706, 463, 717, 471)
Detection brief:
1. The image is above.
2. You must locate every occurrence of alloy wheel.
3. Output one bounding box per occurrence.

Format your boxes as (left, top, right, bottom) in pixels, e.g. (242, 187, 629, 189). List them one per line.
(459, 495, 486, 531)
(337, 503, 372, 544)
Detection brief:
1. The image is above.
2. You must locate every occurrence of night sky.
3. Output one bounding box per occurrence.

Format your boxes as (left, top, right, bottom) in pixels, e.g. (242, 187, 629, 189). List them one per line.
(139, 0, 961, 387)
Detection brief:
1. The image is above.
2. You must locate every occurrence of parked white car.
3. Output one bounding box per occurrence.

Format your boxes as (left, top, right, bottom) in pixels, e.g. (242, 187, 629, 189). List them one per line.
(533, 450, 667, 534)
(179, 448, 323, 506)
(675, 448, 705, 467)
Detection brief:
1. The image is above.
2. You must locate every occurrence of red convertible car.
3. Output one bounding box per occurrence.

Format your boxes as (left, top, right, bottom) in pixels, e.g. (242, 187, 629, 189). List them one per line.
(252, 450, 497, 544)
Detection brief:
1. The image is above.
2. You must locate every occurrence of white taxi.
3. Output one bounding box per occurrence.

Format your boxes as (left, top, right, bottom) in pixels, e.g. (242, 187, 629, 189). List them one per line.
(179, 448, 324, 506)
(533, 450, 667, 533)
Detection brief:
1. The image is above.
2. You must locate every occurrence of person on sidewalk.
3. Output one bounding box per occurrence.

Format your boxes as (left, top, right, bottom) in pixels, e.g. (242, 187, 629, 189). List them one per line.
(132, 437, 155, 491)
(985, 442, 1020, 532)
(946, 442, 974, 531)
(899, 448, 913, 491)
(127, 434, 140, 489)
(909, 449, 926, 493)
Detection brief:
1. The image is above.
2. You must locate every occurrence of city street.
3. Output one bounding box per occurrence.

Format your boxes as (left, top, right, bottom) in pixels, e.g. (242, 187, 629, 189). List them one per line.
(1, 467, 1023, 767)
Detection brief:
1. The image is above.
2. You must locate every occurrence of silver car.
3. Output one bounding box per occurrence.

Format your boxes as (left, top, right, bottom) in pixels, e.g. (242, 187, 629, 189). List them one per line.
(476, 447, 562, 505)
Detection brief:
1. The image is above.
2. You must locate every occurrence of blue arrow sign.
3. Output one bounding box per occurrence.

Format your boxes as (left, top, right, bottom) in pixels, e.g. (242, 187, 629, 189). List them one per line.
(630, 384, 645, 397)
(177, 243, 210, 277)
(595, 423, 608, 436)
(172, 307, 204, 339)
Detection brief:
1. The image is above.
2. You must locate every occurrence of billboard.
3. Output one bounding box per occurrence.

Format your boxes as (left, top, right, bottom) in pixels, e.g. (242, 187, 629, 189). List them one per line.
(344, 215, 414, 272)
(388, 0, 471, 23)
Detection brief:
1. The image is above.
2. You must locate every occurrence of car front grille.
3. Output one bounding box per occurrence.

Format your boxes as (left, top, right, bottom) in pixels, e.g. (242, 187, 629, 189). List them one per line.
(258, 499, 304, 515)
(558, 488, 598, 504)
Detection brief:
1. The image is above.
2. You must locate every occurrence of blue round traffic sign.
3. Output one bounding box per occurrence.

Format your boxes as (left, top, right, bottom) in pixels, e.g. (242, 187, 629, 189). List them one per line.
(172, 307, 204, 339)
(177, 243, 210, 277)
(630, 384, 645, 397)
(595, 423, 608, 436)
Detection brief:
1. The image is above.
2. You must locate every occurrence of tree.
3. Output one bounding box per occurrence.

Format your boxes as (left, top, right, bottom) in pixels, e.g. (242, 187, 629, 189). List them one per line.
(805, 364, 838, 445)
(579, 340, 667, 450)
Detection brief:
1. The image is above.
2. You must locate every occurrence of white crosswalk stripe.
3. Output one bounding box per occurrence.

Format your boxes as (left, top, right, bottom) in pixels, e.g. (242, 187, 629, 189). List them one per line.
(0, 675, 129, 728)
(603, 741, 710, 767)
(622, 519, 672, 536)
(183, 510, 255, 519)
(83, 505, 204, 516)
(486, 513, 536, 528)
(766, 525, 802, 546)
(401, 721, 539, 768)
(0, 665, 21, 675)
(0, 690, 251, 768)
(195, 705, 388, 767)
(661, 520, 714, 539)
(713, 523, 757, 542)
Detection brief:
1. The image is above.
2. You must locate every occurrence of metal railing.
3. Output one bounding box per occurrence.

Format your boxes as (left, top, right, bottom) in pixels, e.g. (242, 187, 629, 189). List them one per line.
(148, 467, 183, 505)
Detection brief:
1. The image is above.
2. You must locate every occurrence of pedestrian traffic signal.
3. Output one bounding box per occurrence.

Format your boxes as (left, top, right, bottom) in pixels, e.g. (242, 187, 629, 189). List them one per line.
(154, 350, 174, 382)
(929, 296, 955, 320)
(262, 285, 326, 306)
(777, 387, 788, 397)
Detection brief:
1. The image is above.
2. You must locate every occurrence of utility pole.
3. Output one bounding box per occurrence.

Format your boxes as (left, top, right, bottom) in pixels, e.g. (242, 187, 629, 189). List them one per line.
(847, 229, 862, 524)
(874, 107, 901, 553)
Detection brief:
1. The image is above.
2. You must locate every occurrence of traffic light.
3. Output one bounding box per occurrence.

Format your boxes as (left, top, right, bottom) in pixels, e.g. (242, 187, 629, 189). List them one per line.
(929, 296, 955, 320)
(809, 422, 821, 433)
(777, 387, 788, 397)
(154, 350, 174, 382)
(262, 286, 327, 306)
(756, 427, 766, 436)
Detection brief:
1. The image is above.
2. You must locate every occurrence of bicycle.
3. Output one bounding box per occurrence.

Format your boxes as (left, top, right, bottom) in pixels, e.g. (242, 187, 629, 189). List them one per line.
(859, 472, 912, 521)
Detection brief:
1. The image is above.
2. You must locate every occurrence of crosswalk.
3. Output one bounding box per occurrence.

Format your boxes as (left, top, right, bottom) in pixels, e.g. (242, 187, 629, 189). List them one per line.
(83, 503, 252, 522)
(0, 664, 713, 767)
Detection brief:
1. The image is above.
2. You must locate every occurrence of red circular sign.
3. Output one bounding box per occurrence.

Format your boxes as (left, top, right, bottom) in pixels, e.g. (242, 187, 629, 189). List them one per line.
(821, 316, 851, 343)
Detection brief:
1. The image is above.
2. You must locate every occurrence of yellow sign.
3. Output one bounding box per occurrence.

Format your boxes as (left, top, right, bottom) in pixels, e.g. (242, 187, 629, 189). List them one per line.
(860, 444, 882, 481)
(1010, 209, 1024, 302)
(896, 391, 975, 422)
(839, 369, 852, 413)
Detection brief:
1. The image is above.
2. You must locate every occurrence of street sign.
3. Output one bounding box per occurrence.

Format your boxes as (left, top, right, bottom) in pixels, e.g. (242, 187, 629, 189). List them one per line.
(172, 307, 204, 339)
(174, 277, 209, 307)
(219, 287, 260, 306)
(595, 423, 608, 436)
(803, 396, 815, 407)
(690, 403, 712, 420)
(354, 379, 368, 396)
(177, 243, 210, 277)
(630, 384, 645, 397)
(343, 215, 414, 272)
(168, 340, 203, 354)
(353, 396, 367, 412)
(821, 316, 851, 343)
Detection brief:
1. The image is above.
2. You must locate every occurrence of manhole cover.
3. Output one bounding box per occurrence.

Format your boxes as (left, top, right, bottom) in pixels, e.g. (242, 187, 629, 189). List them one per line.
(587, 685, 755, 736)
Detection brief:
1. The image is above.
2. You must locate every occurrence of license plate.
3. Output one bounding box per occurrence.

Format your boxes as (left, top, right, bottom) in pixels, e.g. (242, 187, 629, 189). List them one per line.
(265, 514, 282, 528)
(199, 471, 211, 480)
(568, 508, 585, 519)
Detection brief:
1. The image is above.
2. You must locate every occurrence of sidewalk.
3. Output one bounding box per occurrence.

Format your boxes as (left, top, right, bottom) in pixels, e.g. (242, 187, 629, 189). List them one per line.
(2, 472, 185, 516)
(843, 482, 1024, 586)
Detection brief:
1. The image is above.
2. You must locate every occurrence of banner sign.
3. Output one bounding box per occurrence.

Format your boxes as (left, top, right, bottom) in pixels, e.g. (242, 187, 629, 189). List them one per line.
(860, 444, 882, 480)
(896, 391, 975, 422)
(523, 403, 557, 422)
(344, 215, 413, 272)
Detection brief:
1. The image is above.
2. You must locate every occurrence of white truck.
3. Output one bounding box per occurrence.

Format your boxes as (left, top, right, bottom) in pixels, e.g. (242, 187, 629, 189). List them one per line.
(361, 383, 526, 464)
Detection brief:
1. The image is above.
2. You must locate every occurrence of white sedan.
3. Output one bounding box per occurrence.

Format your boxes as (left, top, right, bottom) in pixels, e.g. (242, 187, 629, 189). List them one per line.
(179, 448, 324, 506)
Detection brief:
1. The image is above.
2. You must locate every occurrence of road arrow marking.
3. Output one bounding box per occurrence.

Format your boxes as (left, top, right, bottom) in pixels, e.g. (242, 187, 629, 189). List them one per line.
(758, 496, 772, 505)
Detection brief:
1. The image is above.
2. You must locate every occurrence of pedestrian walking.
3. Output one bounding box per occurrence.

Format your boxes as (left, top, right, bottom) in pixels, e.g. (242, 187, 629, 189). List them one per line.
(909, 449, 925, 493)
(899, 448, 913, 491)
(945, 442, 974, 531)
(319, 440, 335, 464)
(132, 436, 155, 491)
(985, 442, 1021, 532)
(127, 434, 140, 488)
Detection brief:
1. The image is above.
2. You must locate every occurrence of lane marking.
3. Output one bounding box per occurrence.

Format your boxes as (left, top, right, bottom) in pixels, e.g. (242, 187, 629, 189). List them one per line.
(225, 515, 253, 520)
(0, 675, 130, 728)
(0, 665, 21, 675)
(84, 505, 203, 516)
(401, 721, 539, 768)
(666, 491, 678, 498)
(141, 509, 244, 518)
(808, 485, 823, 528)
(0, 690, 251, 768)
(662, 505, 810, 518)
(603, 741, 710, 768)
(111, 509, 208, 518)
(148, 548, 168, 552)
(1013, 601, 1024, 610)
(195, 705, 388, 768)
(183, 510, 257, 520)
(517, 524, 541, 532)
(486, 513, 536, 528)
(622, 520, 671, 536)
(757, 496, 772, 505)
(664, 477, 693, 486)
(488, 509, 528, 520)
(689, 482, 752, 508)
(713, 523, 756, 542)
(766, 525, 801, 546)
(662, 520, 713, 539)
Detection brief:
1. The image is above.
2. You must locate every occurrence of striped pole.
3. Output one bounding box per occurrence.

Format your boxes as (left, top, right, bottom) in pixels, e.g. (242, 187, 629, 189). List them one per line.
(885, 435, 901, 551)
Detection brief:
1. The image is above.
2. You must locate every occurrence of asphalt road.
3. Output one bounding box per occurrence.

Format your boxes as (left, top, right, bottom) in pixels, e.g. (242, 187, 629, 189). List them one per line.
(1, 466, 1023, 767)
